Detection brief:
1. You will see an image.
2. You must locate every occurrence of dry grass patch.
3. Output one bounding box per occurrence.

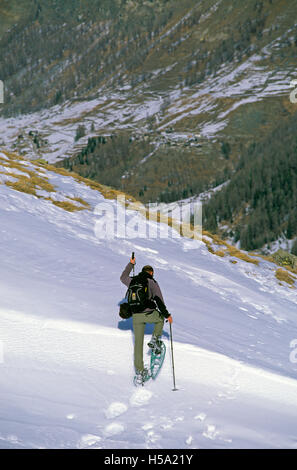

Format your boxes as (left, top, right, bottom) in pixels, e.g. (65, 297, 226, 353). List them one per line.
(255, 252, 297, 275)
(5, 171, 56, 196)
(275, 268, 296, 286)
(68, 196, 91, 209)
(202, 230, 259, 265)
(6, 177, 37, 195)
(51, 200, 87, 212)
(1, 151, 55, 196)
(2, 152, 91, 213)
(215, 250, 226, 257)
(226, 245, 259, 265)
(38, 161, 138, 203)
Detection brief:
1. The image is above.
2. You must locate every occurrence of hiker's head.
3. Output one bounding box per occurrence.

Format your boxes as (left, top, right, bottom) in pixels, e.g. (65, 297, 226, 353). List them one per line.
(142, 265, 154, 276)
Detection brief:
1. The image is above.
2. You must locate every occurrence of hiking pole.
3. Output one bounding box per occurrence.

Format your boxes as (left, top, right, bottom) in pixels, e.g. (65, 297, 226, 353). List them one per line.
(131, 252, 135, 277)
(169, 321, 178, 391)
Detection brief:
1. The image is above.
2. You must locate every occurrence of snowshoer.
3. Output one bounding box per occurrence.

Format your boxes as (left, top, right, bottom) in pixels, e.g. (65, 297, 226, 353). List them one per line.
(120, 256, 172, 383)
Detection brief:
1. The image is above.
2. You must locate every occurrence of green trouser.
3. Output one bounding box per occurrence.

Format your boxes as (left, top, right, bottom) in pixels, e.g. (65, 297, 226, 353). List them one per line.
(133, 310, 164, 372)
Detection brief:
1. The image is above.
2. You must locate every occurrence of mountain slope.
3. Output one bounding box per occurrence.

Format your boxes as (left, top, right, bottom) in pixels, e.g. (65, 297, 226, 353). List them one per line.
(1, 0, 297, 206)
(0, 151, 297, 448)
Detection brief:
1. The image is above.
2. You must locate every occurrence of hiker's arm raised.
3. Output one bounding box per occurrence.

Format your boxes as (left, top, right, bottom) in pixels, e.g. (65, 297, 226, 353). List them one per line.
(120, 262, 134, 287)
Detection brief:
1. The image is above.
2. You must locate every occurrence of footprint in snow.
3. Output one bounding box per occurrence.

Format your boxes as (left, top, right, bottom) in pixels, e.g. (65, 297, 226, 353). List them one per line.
(104, 422, 125, 437)
(146, 429, 161, 445)
(186, 435, 193, 446)
(142, 423, 160, 446)
(130, 389, 153, 407)
(104, 401, 128, 419)
(77, 434, 102, 449)
(194, 412, 207, 422)
(142, 423, 154, 431)
(203, 424, 219, 441)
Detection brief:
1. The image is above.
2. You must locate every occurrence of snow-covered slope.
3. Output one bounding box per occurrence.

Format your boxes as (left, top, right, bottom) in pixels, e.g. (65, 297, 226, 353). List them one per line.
(0, 152, 297, 449)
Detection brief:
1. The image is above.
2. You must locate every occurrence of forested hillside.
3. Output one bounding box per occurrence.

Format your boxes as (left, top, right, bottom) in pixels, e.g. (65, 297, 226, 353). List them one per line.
(0, 0, 205, 115)
(203, 109, 297, 251)
(56, 132, 221, 202)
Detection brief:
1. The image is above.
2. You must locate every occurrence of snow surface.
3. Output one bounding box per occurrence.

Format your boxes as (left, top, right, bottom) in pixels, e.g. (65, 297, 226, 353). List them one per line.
(0, 163, 297, 449)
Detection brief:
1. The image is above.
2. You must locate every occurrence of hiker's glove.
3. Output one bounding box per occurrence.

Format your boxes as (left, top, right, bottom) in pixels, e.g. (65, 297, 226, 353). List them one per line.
(167, 315, 173, 324)
(130, 257, 136, 265)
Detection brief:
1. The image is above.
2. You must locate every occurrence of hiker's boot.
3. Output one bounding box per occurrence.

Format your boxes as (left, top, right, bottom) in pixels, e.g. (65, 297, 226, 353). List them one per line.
(148, 335, 162, 355)
(135, 367, 150, 386)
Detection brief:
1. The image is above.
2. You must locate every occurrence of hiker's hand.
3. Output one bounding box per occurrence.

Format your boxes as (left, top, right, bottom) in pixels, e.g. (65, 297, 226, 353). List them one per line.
(167, 315, 173, 324)
(130, 257, 136, 265)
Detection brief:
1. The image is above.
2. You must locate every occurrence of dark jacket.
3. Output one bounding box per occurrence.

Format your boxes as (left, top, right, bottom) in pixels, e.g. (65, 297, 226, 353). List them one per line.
(120, 262, 170, 318)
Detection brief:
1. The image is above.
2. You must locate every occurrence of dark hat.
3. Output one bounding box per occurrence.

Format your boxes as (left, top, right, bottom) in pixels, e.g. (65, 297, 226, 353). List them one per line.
(142, 265, 154, 273)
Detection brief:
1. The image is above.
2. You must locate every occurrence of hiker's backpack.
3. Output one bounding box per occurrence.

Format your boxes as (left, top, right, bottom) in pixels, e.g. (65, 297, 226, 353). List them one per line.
(126, 274, 150, 313)
(119, 302, 132, 319)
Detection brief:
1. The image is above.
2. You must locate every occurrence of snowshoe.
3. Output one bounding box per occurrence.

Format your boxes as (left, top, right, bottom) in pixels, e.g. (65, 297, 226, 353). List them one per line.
(133, 367, 151, 387)
(150, 340, 166, 379)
